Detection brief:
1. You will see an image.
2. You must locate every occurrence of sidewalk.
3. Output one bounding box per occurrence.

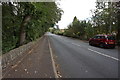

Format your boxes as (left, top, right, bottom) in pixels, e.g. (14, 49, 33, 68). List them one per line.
(2, 36, 55, 78)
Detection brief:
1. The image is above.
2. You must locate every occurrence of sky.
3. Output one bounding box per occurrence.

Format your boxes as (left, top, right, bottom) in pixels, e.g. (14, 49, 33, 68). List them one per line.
(56, 0, 96, 29)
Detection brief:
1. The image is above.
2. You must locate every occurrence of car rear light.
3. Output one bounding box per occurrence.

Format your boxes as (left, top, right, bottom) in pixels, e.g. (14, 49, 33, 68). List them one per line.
(108, 42, 114, 44)
(105, 42, 108, 44)
(105, 39, 108, 44)
(105, 41, 114, 44)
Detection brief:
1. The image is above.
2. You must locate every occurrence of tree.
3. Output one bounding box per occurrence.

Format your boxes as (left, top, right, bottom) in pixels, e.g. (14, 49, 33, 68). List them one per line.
(116, 1, 120, 46)
(64, 16, 92, 39)
(2, 2, 63, 53)
(92, 2, 117, 34)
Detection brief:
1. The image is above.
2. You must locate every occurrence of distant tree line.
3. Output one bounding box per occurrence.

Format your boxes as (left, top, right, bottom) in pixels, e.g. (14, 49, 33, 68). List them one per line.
(2, 2, 63, 53)
(52, 1, 120, 46)
(63, 16, 94, 40)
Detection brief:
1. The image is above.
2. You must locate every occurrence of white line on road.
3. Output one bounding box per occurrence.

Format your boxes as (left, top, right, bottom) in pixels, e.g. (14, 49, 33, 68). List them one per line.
(72, 43, 81, 47)
(88, 48, 119, 61)
(48, 38, 58, 78)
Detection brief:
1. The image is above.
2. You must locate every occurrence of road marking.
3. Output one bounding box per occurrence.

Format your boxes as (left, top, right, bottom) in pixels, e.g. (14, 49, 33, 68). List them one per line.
(88, 48, 119, 61)
(48, 38, 58, 78)
(72, 43, 81, 47)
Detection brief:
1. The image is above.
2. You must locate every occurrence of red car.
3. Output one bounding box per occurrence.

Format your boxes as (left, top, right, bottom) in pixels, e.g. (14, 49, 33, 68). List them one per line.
(89, 35, 116, 48)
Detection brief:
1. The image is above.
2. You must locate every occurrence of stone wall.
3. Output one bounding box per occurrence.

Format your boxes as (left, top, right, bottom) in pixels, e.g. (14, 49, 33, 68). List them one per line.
(2, 37, 41, 69)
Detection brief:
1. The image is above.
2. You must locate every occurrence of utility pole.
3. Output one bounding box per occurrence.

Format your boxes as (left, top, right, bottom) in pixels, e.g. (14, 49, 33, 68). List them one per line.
(116, 1, 120, 46)
(109, 1, 113, 34)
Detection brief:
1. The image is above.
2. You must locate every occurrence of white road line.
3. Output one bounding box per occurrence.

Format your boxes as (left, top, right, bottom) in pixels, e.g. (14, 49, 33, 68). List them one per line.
(88, 48, 119, 61)
(48, 38, 58, 78)
(72, 43, 81, 47)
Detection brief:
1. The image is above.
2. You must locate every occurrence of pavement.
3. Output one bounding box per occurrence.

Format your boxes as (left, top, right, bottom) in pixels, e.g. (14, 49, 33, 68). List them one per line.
(2, 32, 119, 78)
(0, 56, 2, 79)
(2, 35, 56, 78)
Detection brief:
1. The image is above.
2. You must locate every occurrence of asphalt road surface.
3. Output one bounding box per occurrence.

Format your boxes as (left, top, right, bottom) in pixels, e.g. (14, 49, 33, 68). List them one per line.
(47, 32, 119, 78)
(2, 32, 119, 78)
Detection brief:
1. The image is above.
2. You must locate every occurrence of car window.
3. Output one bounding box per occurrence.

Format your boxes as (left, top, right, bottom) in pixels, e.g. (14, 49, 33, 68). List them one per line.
(107, 36, 115, 40)
(100, 36, 105, 39)
(96, 36, 101, 39)
(94, 36, 106, 39)
(93, 36, 98, 39)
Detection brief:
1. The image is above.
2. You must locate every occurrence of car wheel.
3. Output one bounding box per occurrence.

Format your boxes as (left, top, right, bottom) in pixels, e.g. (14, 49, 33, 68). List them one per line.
(110, 46, 115, 49)
(89, 41, 92, 46)
(99, 43, 104, 48)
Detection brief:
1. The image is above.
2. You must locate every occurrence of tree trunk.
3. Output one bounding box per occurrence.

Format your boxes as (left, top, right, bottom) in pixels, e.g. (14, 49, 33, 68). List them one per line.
(117, 2, 120, 46)
(19, 15, 31, 46)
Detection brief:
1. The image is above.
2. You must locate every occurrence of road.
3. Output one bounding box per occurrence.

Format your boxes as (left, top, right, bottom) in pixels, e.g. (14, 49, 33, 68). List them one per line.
(47, 32, 119, 78)
(2, 32, 119, 78)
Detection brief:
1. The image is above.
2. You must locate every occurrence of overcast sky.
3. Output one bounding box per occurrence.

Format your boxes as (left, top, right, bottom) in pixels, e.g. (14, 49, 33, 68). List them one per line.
(56, 0, 96, 29)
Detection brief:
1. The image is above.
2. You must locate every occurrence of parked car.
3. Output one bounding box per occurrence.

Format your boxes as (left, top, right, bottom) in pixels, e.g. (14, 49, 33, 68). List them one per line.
(89, 34, 116, 48)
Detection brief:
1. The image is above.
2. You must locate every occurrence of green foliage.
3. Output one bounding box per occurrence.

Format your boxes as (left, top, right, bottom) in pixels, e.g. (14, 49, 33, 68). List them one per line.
(61, 2, 118, 41)
(63, 16, 93, 39)
(92, 2, 117, 34)
(2, 2, 63, 54)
